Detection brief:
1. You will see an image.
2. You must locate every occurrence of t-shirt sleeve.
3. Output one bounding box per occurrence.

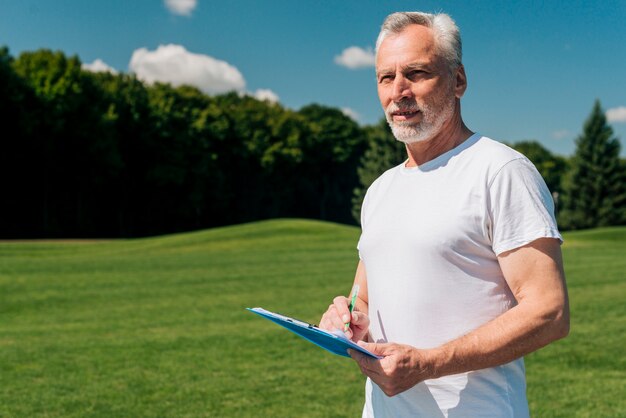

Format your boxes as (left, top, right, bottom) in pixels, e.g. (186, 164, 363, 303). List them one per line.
(356, 189, 371, 260)
(488, 158, 563, 256)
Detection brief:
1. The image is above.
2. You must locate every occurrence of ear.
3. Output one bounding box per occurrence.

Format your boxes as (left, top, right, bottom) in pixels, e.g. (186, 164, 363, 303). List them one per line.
(454, 65, 467, 99)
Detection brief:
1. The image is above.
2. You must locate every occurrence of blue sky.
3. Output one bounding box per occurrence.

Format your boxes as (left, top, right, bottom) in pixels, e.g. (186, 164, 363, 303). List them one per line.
(1, 0, 625, 156)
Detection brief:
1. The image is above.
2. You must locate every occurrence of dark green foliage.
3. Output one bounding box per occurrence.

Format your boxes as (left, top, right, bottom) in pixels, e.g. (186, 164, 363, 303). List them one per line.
(0, 48, 368, 237)
(351, 119, 407, 223)
(3, 46, 626, 237)
(559, 100, 626, 230)
(298, 104, 367, 223)
(4, 49, 120, 236)
(0, 47, 41, 236)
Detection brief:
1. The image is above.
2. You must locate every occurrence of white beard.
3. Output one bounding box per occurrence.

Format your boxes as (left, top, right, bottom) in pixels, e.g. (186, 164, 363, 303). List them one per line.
(385, 88, 456, 144)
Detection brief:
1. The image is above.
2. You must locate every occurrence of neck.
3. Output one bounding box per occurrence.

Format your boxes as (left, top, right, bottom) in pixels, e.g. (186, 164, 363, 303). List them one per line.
(404, 105, 473, 167)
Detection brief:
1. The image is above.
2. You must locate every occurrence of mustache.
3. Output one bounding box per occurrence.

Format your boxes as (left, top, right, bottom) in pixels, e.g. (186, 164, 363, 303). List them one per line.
(386, 100, 421, 115)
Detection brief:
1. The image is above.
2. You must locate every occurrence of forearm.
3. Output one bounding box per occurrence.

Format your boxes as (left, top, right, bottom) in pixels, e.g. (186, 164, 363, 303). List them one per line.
(428, 290, 569, 379)
(353, 260, 369, 316)
(352, 299, 569, 398)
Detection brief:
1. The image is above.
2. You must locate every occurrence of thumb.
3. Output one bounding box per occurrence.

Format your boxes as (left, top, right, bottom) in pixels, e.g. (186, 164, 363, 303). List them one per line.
(352, 311, 370, 327)
(357, 341, 390, 355)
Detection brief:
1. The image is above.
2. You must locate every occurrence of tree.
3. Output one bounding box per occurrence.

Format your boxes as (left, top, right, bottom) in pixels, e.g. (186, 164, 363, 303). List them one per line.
(298, 104, 367, 223)
(0, 47, 42, 237)
(1, 46, 375, 236)
(351, 119, 406, 223)
(212, 92, 306, 223)
(559, 100, 626, 229)
(11, 49, 122, 236)
(92, 71, 152, 236)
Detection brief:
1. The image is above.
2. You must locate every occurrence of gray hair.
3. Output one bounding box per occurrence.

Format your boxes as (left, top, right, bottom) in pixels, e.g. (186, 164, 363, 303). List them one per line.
(375, 12, 462, 74)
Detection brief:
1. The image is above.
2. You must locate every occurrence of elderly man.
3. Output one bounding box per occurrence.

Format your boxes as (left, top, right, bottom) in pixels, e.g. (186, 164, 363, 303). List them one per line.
(320, 11, 569, 417)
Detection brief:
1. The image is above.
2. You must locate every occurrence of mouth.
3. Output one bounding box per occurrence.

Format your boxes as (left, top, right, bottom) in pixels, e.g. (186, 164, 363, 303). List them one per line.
(390, 109, 420, 121)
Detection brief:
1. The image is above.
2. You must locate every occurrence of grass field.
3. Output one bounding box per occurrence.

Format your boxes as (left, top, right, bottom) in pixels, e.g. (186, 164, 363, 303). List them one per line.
(0, 219, 624, 417)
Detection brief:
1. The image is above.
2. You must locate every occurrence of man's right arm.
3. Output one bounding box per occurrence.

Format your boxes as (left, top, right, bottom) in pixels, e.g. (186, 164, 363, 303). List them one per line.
(319, 260, 370, 342)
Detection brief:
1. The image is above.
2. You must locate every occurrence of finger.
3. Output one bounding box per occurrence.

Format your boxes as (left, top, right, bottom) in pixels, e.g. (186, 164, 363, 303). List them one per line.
(357, 342, 394, 370)
(329, 307, 349, 332)
(320, 304, 345, 332)
(333, 296, 351, 324)
(321, 318, 332, 329)
(351, 348, 384, 376)
(318, 305, 335, 330)
(359, 341, 392, 355)
(348, 350, 372, 377)
(348, 348, 367, 365)
(351, 311, 370, 327)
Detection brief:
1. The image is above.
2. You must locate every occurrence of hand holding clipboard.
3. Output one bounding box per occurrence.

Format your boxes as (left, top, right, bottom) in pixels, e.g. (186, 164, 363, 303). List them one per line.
(247, 307, 380, 359)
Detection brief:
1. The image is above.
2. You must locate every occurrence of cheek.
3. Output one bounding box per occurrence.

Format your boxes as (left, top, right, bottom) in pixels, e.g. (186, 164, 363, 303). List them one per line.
(378, 90, 391, 109)
(418, 85, 447, 107)
(415, 82, 438, 98)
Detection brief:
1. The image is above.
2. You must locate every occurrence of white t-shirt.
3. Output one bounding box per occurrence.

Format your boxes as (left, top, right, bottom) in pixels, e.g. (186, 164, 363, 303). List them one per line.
(357, 133, 562, 418)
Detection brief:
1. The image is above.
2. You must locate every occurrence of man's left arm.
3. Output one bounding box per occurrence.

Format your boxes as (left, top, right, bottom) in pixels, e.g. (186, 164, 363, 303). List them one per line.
(350, 237, 569, 397)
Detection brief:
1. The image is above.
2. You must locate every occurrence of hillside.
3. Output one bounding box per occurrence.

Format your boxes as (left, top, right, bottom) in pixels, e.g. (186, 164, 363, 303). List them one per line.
(0, 220, 624, 417)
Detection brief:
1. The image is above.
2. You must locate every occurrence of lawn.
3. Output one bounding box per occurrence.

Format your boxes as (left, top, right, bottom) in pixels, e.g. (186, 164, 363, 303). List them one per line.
(0, 219, 624, 417)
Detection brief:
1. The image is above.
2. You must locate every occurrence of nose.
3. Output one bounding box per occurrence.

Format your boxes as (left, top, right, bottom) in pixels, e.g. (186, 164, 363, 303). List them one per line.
(391, 74, 412, 102)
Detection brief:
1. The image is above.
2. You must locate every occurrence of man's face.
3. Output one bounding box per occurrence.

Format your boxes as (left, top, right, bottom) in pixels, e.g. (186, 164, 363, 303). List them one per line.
(376, 24, 458, 144)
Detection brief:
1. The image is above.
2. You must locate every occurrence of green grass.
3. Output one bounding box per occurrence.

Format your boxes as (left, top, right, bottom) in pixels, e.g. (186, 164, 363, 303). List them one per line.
(0, 220, 624, 417)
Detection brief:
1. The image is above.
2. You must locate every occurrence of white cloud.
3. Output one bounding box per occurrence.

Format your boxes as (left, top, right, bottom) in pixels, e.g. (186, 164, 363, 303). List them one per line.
(164, 0, 197, 16)
(82, 59, 118, 74)
(334, 46, 375, 69)
(253, 89, 279, 103)
(606, 106, 626, 123)
(552, 129, 570, 140)
(341, 107, 360, 122)
(129, 44, 245, 94)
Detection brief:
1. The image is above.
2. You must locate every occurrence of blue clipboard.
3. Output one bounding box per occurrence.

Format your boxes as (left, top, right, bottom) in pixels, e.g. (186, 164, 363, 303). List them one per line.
(247, 307, 381, 359)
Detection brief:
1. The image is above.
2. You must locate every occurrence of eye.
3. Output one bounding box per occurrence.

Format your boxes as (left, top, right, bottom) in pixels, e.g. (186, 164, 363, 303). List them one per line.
(378, 74, 393, 84)
(406, 70, 425, 80)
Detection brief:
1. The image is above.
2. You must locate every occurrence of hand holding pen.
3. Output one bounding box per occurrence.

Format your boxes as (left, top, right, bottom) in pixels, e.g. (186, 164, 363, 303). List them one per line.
(319, 284, 370, 342)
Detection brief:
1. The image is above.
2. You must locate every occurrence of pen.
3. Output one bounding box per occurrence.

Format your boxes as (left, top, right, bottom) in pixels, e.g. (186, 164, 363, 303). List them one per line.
(344, 284, 360, 332)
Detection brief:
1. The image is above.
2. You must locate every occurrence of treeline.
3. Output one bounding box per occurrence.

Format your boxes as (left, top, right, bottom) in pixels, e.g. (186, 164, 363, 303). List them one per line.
(1, 48, 369, 237)
(1, 47, 625, 238)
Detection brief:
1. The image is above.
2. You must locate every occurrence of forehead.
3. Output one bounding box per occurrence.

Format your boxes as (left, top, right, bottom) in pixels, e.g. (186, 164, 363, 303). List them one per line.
(376, 24, 439, 71)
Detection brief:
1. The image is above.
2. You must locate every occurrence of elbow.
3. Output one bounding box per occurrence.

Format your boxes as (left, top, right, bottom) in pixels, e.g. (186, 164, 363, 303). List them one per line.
(547, 302, 570, 341)
(554, 313, 570, 340)
(534, 284, 570, 342)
